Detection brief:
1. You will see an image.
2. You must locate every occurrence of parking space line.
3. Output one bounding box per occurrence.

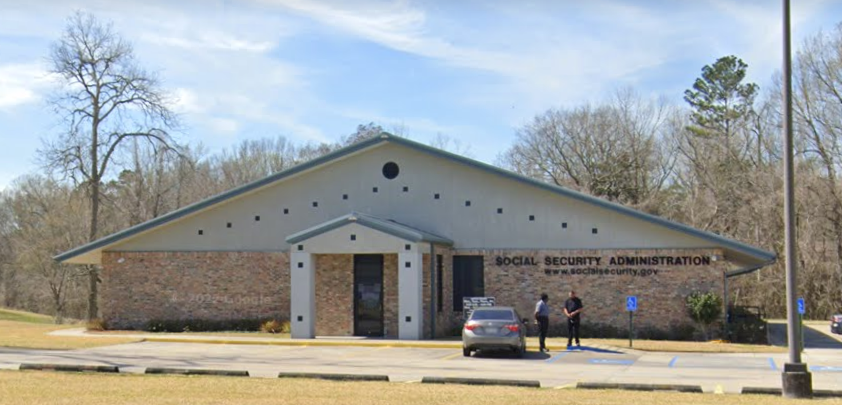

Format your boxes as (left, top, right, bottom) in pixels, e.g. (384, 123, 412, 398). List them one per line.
(810, 365, 842, 372)
(546, 352, 571, 363)
(668, 356, 678, 368)
(768, 358, 777, 371)
(439, 352, 463, 361)
(588, 359, 635, 365)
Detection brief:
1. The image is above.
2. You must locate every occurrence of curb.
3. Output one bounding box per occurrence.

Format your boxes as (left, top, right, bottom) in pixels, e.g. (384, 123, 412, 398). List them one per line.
(145, 367, 249, 377)
(142, 337, 635, 353)
(144, 337, 461, 350)
(277, 372, 389, 381)
(421, 376, 540, 388)
(576, 382, 702, 393)
(742, 387, 842, 398)
(19, 363, 118, 373)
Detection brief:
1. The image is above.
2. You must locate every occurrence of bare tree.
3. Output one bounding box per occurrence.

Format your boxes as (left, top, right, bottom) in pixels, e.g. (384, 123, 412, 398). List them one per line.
(791, 23, 842, 314)
(429, 133, 474, 158)
(499, 89, 677, 209)
(6, 176, 88, 323)
(40, 11, 179, 320)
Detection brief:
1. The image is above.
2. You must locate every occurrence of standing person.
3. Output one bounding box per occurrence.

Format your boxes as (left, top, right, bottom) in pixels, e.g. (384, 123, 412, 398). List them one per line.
(534, 293, 550, 352)
(564, 290, 584, 348)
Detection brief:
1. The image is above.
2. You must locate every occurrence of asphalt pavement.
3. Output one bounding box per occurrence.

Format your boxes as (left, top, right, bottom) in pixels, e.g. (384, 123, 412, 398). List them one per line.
(2, 322, 842, 393)
(3, 336, 842, 393)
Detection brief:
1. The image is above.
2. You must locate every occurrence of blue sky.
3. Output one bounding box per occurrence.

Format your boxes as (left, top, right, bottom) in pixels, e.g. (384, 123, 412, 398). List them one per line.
(0, 0, 840, 190)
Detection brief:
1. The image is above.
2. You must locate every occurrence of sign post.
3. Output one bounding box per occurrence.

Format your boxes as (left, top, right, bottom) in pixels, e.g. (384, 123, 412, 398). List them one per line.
(626, 296, 637, 348)
(797, 298, 805, 353)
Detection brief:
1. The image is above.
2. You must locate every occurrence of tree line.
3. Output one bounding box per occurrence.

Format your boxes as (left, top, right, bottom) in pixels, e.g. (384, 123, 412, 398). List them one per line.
(1, 12, 841, 323)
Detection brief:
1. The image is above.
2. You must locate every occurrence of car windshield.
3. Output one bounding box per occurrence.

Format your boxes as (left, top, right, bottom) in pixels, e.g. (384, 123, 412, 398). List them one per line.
(470, 309, 514, 321)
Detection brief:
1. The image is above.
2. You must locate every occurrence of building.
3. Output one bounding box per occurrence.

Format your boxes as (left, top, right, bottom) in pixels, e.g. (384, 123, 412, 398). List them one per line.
(56, 134, 775, 340)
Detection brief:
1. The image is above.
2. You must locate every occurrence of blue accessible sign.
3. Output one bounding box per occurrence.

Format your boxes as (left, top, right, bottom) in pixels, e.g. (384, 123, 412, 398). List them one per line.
(626, 296, 638, 312)
(797, 298, 805, 315)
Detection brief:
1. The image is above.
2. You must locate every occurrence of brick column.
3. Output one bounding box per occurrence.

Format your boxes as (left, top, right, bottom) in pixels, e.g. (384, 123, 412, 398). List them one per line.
(290, 251, 315, 338)
(399, 245, 424, 340)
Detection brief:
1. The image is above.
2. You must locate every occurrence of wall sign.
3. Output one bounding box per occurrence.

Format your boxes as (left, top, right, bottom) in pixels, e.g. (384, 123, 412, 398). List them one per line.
(493, 254, 713, 278)
(463, 296, 496, 321)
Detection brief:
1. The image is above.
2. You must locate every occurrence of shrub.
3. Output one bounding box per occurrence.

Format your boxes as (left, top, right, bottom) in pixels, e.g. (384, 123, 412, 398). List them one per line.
(260, 320, 290, 334)
(669, 323, 697, 341)
(686, 292, 723, 340)
(86, 318, 107, 331)
(144, 318, 284, 333)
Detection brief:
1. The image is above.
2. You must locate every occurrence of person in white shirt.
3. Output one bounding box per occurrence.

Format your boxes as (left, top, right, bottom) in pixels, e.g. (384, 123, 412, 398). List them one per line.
(534, 293, 550, 352)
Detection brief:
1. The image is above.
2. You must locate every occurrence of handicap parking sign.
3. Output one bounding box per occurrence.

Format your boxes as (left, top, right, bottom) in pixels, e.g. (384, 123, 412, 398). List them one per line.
(626, 296, 637, 312)
(797, 298, 805, 315)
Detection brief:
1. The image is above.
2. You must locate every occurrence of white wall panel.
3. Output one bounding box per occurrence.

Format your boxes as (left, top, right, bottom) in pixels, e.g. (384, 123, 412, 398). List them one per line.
(111, 143, 713, 253)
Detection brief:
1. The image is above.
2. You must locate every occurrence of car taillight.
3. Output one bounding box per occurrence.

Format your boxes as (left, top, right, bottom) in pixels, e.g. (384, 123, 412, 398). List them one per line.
(464, 324, 480, 331)
(505, 324, 519, 332)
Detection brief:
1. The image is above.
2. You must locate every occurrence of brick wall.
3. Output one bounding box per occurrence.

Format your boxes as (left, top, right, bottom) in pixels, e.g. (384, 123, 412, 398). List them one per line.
(314, 254, 400, 338)
(101, 251, 289, 330)
(314, 254, 353, 336)
(456, 248, 727, 336)
(421, 247, 457, 339)
(383, 254, 399, 338)
(102, 248, 727, 338)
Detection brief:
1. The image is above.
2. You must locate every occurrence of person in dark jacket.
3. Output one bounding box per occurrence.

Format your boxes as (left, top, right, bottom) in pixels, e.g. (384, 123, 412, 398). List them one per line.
(563, 290, 584, 348)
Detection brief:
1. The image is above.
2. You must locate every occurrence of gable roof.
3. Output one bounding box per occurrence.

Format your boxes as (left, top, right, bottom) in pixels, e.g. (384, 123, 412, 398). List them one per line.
(55, 133, 776, 265)
(286, 212, 453, 245)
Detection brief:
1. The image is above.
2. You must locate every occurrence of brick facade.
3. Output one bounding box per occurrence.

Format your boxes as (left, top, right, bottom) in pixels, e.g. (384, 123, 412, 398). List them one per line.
(100, 251, 289, 330)
(459, 248, 727, 337)
(313, 254, 400, 338)
(101, 248, 726, 337)
(314, 254, 353, 336)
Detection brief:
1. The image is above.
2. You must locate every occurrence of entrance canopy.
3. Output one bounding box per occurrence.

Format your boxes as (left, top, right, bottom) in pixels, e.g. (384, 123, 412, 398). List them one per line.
(286, 212, 451, 340)
(286, 212, 453, 251)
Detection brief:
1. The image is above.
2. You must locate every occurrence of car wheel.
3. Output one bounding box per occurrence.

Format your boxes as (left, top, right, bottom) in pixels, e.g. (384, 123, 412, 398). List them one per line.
(515, 345, 525, 358)
(463, 347, 471, 357)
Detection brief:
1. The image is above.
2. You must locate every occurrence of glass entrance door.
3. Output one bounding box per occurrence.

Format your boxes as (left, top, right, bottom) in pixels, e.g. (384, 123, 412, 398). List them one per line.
(354, 254, 384, 337)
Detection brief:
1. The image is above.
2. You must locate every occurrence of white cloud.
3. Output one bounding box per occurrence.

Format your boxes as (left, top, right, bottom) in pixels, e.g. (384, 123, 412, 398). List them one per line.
(705, 0, 831, 83)
(260, 0, 681, 116)
(0, 63, 53, 110)
(207, 117, 240, 134)
(140, 31, 276, 53)
(173, 88, 203, 114)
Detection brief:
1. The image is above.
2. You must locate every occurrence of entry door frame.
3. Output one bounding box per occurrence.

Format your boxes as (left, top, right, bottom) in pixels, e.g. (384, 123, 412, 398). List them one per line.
(353, 254, 385, 337)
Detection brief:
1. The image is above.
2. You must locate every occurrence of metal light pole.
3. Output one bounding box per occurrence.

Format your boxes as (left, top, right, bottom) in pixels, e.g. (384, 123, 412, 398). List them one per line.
(780, 0, 812, 398)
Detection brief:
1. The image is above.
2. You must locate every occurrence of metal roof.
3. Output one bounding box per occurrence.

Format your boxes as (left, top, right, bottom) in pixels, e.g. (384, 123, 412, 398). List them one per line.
(55, 133, 776, 265)
(286, 212, 453, 245)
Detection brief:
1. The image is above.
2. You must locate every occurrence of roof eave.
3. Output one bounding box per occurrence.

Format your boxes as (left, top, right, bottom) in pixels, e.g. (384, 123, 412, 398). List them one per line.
(54, 136, 392, 263)
(285, 212, 453, 246)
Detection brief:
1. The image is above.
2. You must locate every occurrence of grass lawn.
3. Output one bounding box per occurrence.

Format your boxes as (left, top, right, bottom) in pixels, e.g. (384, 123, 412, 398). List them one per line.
(0, 308, 55, 324)
(0, 319, 140, 350)
(1, 370, 833, 405)
(2, 371, 834, 405)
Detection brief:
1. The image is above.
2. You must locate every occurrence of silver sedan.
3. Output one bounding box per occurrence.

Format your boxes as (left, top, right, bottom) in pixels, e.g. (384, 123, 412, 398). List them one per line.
(462, 306, 527, 357)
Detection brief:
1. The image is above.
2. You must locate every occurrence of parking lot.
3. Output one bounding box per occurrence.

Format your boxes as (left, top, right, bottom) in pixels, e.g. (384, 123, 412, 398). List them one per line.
(4, 337, 842, 393)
